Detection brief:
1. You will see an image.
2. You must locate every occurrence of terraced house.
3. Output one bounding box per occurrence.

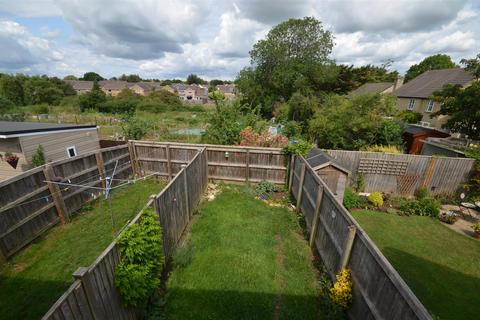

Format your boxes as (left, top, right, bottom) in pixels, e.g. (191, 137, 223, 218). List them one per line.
(395, 68, 475, 130)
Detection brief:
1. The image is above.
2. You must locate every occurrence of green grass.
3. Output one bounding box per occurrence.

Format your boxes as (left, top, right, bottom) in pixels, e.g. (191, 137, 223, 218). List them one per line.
(164, 185, 322, 320)
(351, 210, 480, 320)
(0, 178, 165, 320)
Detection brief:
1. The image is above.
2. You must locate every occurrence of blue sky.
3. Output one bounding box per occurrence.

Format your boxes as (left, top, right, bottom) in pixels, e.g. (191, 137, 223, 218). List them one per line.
(0, 0, 479, 80)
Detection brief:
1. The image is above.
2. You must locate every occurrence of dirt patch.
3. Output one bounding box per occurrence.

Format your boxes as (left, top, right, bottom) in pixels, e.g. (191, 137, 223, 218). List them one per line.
(274, 234, 285, 320)
(11, 263, 28, 273)
(205, 183, 220, 201)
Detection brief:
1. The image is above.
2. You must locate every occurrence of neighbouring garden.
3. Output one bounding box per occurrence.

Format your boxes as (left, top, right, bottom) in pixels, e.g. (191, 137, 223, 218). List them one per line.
(343, 187, 480, 320)
(0, 178, 165, 320)
(151, 184, 337, 320)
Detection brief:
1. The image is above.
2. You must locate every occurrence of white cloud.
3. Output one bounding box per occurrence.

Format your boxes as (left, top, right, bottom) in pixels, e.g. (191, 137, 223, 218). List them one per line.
(0, 0, 61, 17)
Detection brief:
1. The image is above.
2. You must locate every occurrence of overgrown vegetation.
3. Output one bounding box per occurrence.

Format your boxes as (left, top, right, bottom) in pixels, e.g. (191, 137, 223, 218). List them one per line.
(115, 209, 164, 307)
(29, 145, 46, 168)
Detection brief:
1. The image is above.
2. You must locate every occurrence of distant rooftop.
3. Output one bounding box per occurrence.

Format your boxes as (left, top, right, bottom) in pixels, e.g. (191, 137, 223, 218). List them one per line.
(395, 68, 474, 99)
(349, 82, 393, 97)
(0, 121, 97, 138)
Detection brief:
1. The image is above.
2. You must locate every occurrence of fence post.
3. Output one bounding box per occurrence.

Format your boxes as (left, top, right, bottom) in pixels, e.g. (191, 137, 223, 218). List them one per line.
(95, 152, 107, 189)
(73, 267, 103, 319)
(296, 163, 306, 212)
(166, 144, 172, 180)
(43, 164, 69, 224)
(181, 165, 190, 218)
(339, 225, 357, 271)
(127, 141, 139, 177)
(288, 155, 295, 193)
(245, 149, 250, 184)
(309, 186, 324, 248)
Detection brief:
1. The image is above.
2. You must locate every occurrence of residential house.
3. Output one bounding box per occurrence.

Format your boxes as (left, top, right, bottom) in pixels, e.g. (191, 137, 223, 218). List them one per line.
(161, 85, 176, 94)
(216, 84, 236, 100)
(0, 122, 99, 181)
(173, 84, 208, 104)
(128, 82, 155, 96)
(348, 77, 404, 97)
(395, 68, 475, 130)
(65, 80, 93, 95)
(98, 80, 128, 96)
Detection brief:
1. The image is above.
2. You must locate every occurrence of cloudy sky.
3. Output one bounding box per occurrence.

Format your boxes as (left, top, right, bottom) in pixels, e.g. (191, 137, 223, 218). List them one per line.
(0, 0, 479, 80)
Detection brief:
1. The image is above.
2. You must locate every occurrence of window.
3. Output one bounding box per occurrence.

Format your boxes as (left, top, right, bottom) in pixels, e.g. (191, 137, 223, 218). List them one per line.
(425, 100, 434, 112)
(67, 146, 77, 158)
(407, 99, 415, 110)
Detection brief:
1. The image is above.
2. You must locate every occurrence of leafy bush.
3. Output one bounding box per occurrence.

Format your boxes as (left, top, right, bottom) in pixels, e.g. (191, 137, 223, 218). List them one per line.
(343, 187, 359, 209)
(330, 268, 353, 310)
(362, 144, 402, 154)
(398, 110, 423, 124)
(281, 138, 312, 156)
(29, 145, 46, 168)
(368, 192, 383, 207)
(121, 114, 150, 140)
(399, 198, 440, 217)
(416, 187, 428, 200)
(472, 222, 480, 233)
(255, 180, 276, 196)
(115, 209, 164, 307)
(239, 127, 288, 148)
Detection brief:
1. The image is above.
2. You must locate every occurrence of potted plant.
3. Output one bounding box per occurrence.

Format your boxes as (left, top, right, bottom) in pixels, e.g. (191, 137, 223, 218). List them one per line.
(4, 152, 19, 169)
(472, 222, 480, 239)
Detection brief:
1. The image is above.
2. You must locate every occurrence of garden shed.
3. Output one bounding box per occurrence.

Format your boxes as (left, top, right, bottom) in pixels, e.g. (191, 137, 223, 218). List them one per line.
(305, 148, 350, 201)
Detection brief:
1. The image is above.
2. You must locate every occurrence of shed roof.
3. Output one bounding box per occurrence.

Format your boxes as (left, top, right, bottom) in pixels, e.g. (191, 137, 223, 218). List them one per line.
(305, 147, 350, 174)
(395, 68, 474, 98)
(0, 121, 97, 138)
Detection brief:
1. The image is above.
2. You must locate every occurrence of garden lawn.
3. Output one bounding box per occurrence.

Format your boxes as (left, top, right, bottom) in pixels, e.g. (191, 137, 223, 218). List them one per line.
(164, 185, 322, 320)
(0, 178, 165, 320)
(351, 210, 480, 320)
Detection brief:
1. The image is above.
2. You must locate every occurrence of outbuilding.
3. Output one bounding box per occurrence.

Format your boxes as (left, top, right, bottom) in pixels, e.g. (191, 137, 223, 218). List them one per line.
(305, 148, 350, 201)
(0, 121, 99, 181)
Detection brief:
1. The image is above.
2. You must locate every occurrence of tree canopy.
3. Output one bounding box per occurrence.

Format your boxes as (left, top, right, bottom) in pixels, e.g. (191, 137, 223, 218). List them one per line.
(81, 72, 104, 81)
(186, 74, 206, 85)
(432, 82, 480, 139)
(119, 74, 142, 82)
(404, 54, 456, 82)
(460, 53, 480, 79)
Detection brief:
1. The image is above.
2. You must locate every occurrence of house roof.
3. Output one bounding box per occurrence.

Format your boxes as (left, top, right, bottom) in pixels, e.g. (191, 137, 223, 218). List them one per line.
(98, 80, 128, 90)
(349, 82, 393, 96)
(216, 84, 236, 94)
(65, 80, 93, 90)
(129, 82, 154, 91)
(305, 147, 350, 174)
(0, 121, 97, 138)
(171, 83, 188, 91)
(395, 68, 474, 98)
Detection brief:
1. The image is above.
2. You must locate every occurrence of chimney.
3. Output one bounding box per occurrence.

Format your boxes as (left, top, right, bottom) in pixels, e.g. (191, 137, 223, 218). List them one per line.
(393, 76, 404, 92)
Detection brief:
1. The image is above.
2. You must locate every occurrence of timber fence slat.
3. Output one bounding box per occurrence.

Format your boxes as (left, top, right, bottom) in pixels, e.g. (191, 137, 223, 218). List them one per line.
(326, 150, 474, 196)
(291, 156, 432, 320)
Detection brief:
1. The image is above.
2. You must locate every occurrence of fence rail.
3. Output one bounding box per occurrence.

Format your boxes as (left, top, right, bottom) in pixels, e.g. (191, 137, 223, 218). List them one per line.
(326, 150, 474, 196)
(290, 155, 431, 320)
(0, 144, 133, 265)
(131, 141, 287, 184)
(42, 148, 209, 319)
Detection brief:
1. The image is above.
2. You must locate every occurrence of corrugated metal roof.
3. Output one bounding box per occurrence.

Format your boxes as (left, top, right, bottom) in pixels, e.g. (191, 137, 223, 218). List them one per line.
(395, 68, 474, 98)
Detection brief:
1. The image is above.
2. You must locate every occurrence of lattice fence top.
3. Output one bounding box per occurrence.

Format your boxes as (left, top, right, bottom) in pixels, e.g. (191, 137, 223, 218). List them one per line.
(358, 158, 408, 176)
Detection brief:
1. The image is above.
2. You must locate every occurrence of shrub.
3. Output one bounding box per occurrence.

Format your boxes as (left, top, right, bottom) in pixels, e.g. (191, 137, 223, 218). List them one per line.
(330, 268, 353, 309)
(255, 180, 276, 196)
(438, 212, 457, 224)
(120, 114, 150, 140)
(115, 209, 164, 307)
(399, 198, 440, 217)
(472, 222, 480, 233)
(343, 187, 359, 209)
(353, 174, 365, 192)
(29, 145, 46, 168)
(281, 138, 312, 157)
(239, 127, 288, 148)
(416, 187, 428, 200)
(368, 192, 383, 207)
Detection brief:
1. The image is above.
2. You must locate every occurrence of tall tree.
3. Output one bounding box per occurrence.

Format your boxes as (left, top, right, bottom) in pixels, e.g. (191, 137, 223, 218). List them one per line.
(460, 53, 480, 79)
(79, 80, 106, 111)
(23, 77, 63, 105)
(404, 54, 456, 82)
(237, 17, 334, 115)
(119, 74, 142, 82)
(82, 72, 104, 81)
(63, 75, 78, 80)
(186, 74, 206, 85)
(432, 82, 480, 139)
(0, 75, 25, 105)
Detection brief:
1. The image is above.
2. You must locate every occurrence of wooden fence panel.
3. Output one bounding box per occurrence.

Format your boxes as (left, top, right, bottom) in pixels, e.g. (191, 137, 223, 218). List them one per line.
(0, 145, 132, 264)
(291, 156, 432, 320)
(326, 150, 474, 196)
